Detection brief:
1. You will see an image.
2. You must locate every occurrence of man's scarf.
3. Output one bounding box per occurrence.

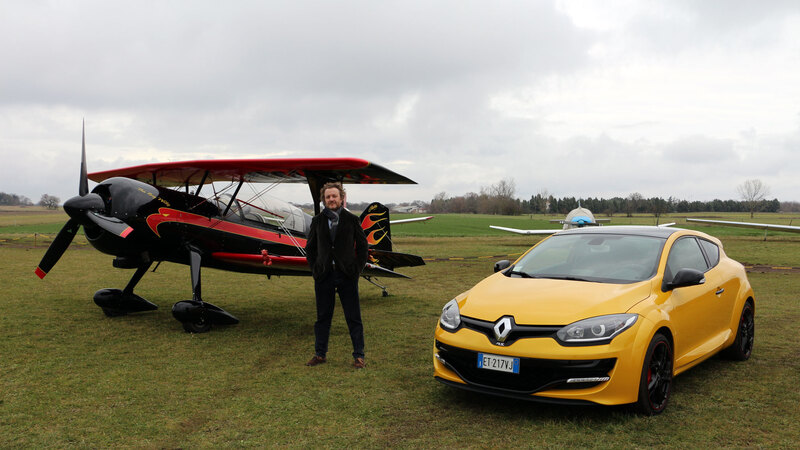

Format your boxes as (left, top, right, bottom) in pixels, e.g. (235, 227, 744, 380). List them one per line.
(322, 207, 340, 242)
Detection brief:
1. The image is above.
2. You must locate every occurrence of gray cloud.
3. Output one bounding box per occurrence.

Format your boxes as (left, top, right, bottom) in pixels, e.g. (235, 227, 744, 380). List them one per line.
(1, 1, 798, 206)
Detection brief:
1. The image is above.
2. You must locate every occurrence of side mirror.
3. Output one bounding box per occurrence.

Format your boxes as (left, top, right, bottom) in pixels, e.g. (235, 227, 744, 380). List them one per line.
(494, 260, 511, 273)
(662, 268, 705, 292)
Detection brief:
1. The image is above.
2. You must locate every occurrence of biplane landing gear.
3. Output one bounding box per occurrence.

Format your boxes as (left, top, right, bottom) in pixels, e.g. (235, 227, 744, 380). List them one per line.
(363, 276, 389, 297)
(93, 260, 158, 317)
(172, 300, 238, 333)
(171, 248, 239, 333)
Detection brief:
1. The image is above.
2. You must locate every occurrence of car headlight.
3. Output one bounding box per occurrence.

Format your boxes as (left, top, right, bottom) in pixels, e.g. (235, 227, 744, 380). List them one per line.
(556, 314, 638, 346)
(440, 299, 461, 330)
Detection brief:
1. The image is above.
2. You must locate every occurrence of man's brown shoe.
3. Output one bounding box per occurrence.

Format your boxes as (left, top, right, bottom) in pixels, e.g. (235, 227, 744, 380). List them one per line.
(306, 355, 327, 366)
(353, 357, 366, 369)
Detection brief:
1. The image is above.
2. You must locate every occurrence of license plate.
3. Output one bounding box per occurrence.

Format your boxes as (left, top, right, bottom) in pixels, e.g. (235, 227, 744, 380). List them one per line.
(477, 352, 520, 374)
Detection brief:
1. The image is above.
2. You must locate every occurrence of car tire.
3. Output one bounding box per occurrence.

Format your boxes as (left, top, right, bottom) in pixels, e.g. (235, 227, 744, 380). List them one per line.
(722, 301, 754, 361)
(634, 332, 673, 415)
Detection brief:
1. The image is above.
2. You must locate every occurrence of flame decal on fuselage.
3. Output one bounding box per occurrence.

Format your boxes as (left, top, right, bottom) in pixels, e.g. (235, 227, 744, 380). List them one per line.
(146, 208, 307, 247)
(360, 212, 388, 229)
(361, 212, 389, 246)
(366, 229, 387, 246)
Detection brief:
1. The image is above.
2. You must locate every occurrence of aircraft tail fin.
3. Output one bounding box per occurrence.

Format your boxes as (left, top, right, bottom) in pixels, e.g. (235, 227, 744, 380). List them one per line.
(359, 202, 392, 251)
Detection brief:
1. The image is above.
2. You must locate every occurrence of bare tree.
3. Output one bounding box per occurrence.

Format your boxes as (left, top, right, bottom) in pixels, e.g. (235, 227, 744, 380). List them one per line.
(38, 194, 60, 209)
(482, 178, 519, 215)
(625, 192, 643, 217)
(489, 178, 516, 199)
(534, 188, 550, 213)
(737, 179, 770, 218)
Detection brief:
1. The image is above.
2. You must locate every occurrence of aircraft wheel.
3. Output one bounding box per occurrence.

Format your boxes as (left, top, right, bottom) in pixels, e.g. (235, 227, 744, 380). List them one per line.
(102, 307, 127, 317)
(382, 290, 389, 297)
(182, 318, 212, 333)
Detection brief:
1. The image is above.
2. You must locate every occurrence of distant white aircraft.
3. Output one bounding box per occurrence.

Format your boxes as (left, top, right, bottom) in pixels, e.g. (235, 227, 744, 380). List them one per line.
(491, 206, 673, 235)
(390, 216, 433, 225)
(686, 218, 800, 239)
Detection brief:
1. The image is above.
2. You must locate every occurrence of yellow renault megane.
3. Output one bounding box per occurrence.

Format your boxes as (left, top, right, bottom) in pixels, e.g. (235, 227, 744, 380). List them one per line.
(433, 226, 755, 415)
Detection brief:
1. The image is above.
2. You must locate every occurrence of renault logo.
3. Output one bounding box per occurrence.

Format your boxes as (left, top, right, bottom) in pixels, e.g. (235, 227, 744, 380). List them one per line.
(493, 316, 513, 343)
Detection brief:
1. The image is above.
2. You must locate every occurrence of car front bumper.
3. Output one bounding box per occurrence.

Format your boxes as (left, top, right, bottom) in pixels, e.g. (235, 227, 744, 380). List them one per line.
(433, 318, 653, 406)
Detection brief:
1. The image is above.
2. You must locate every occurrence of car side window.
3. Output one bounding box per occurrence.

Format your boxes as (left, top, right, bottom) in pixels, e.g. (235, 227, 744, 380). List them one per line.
(665, 237, 709, 281)
(698, 239, 720, 268)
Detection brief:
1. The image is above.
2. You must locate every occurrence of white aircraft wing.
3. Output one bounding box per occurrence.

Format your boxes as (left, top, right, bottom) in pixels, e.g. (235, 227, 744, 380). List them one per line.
(489, 225, 559, 235)
(390, 216, 433, 225)
(658, 222, 676, 227)
(686, 218, 800, 233)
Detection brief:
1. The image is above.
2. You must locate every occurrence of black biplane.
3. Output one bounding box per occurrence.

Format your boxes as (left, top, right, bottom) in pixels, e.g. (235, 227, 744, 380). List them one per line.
(35, 126, 426, 332)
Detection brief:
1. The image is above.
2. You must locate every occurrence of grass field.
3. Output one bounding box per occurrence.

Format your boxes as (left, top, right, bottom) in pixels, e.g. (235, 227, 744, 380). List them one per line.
(2, 211, 799, 447)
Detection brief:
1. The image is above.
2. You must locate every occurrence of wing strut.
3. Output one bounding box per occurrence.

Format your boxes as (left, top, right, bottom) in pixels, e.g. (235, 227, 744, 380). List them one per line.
(194, 170, 209, 197)
(223, 179, 245, 217)
(307, 175, 322, 215)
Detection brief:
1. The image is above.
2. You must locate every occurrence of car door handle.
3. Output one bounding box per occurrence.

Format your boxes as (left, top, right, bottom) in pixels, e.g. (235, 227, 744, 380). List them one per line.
(716, 288, 725, 295)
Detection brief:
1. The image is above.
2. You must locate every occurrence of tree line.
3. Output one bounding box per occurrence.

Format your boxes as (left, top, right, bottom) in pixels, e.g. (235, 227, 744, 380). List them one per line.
(427, 179, 785, 216)
(0, 192, 60, 209)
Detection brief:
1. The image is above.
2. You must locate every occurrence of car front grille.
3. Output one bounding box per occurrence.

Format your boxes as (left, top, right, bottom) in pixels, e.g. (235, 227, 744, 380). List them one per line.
(461, 316, 560, 345)
(435, 341, 616, 393)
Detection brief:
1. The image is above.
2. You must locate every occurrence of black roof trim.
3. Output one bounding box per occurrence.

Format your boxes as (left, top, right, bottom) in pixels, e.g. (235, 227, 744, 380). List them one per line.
(556, 225, 681, 238)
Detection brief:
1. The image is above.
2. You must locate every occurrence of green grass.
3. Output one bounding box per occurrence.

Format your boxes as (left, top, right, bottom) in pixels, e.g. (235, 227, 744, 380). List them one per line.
(2, 213, 800, 447)
(0, 207, 72, 240)
(391, 212, 800, 238)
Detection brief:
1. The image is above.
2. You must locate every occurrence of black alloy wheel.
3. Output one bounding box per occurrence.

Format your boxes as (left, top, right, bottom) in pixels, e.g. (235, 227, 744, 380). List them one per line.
(635, 332, 673, 415)
(723, 301, 755, 361)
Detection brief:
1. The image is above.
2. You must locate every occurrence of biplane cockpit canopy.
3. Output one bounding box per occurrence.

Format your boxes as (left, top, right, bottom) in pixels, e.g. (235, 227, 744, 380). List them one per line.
(214, 192, 311, 236)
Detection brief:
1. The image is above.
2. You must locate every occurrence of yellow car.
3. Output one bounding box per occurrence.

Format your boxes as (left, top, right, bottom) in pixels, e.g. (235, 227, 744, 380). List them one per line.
(433, 226, 755, 415)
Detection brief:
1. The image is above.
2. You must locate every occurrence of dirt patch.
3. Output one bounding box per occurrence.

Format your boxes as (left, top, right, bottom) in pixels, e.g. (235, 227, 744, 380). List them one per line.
(744, 264, 800, 274)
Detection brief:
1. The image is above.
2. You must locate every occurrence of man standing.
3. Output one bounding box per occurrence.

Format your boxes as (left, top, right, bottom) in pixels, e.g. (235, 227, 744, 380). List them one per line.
(304, 182, 369, 369)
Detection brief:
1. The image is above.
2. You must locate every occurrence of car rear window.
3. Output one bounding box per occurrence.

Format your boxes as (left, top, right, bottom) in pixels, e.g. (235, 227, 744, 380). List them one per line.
(698, 239, 720, 267)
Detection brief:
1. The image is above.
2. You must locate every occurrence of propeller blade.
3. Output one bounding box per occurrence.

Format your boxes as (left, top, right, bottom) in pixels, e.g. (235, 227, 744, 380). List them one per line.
(85, 211, 133, 238)
(35, 219, 80, 279)
(79, 120, 88, 196)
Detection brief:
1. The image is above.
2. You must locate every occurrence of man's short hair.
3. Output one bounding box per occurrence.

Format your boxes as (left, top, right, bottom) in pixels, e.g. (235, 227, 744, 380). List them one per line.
(320, 181, 346, 199)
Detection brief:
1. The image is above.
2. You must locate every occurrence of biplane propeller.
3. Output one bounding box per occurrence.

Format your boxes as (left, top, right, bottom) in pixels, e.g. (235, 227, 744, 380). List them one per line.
(36, 124, 426, 333)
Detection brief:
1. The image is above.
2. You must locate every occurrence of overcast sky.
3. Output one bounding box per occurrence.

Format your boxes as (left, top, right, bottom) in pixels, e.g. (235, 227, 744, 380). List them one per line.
(1, 0, 799, 206)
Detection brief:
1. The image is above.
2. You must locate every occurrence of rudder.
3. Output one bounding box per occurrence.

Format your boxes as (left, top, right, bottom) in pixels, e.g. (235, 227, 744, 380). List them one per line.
(359, 202, 392, 251)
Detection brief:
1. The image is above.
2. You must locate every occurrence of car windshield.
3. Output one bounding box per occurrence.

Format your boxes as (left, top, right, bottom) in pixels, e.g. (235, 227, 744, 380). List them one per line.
(511, 233, 666, 284)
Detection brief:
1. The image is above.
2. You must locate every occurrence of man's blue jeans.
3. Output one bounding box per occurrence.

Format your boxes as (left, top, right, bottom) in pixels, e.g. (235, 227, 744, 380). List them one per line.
(313, 269, 365, 359)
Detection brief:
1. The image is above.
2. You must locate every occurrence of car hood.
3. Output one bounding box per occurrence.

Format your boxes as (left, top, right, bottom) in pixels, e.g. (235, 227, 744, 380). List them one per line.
(459, 272, 653, 325)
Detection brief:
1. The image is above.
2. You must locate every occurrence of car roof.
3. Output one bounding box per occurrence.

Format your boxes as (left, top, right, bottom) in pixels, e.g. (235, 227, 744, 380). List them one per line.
(556, 226, 681, 239)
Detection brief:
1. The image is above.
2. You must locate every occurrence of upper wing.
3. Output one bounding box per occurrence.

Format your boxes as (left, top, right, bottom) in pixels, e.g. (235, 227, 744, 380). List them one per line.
(489, 225, 558, 235)
(390, 216, 433, 225)
(88, 158, 416, 186)
(686, 218, 800, 233)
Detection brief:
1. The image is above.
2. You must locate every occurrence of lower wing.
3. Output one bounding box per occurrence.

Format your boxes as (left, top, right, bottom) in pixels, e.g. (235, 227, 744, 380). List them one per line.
(489, 225, 558, 235)
(686, 218, 800, 233)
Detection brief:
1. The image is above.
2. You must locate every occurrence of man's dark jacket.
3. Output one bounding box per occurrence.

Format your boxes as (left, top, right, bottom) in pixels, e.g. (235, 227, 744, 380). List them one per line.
(305, 208, 368, 281)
